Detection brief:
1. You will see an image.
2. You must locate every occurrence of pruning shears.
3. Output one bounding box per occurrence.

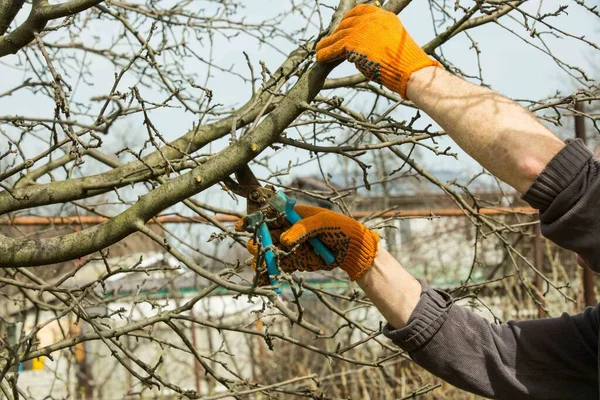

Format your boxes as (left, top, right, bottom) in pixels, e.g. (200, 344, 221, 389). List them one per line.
(226, 166, 335, 293)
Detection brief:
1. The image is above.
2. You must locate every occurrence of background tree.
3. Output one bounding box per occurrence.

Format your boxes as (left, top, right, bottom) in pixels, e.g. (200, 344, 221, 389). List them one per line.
(0, 0, 599, 398)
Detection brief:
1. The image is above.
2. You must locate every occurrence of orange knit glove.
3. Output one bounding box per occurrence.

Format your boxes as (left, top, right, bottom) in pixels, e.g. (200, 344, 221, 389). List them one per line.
(316, 4, 440, 99)
(235, 205, 379, 283)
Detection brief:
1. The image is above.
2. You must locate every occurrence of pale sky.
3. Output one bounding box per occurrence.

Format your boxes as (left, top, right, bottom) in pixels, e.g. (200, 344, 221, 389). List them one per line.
(1, 0, 598, 213)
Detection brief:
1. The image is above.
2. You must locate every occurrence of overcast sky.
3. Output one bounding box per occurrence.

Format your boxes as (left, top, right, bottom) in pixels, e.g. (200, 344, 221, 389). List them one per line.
(1, 0, 598, 211)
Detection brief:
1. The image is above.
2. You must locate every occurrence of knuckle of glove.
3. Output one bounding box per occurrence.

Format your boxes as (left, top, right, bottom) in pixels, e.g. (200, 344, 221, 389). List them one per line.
(234, 218, 247, 232)
(279, 224, 309, 248)
(348, 4, 378, 17)
(293, 204, 328, 218)
(246, 239, 259, 255)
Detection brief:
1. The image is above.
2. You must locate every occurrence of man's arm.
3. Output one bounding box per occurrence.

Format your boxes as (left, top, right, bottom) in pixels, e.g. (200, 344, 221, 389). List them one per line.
(358, 248, 599, 399)
(407, 67, 600, 270)
(313, 6, 600, 397)
(407, 66, 565, 193)
(357, 247, 421, 328)
(317, 3, 600, 267)
(316, 4, 565, 194)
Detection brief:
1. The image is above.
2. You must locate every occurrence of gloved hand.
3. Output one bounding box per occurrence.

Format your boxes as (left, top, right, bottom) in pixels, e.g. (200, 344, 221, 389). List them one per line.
(235, 204, 379, 284)
(316, 4, 440, 99)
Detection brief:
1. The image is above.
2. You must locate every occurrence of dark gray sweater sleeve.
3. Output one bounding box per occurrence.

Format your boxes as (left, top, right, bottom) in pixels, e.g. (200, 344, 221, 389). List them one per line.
(384, 285, 599, 399)
(383, 140, 600, 398)
(522, 139, 600, 271)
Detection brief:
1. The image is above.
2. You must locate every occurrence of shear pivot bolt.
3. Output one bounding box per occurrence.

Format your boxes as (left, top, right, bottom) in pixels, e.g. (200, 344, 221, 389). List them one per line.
(249, 190, 260, 201)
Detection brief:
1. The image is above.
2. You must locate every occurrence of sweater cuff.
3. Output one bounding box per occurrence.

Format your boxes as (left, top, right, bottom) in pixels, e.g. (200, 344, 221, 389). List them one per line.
(382, 283, 453, 352)
(522, 139, 592, 211)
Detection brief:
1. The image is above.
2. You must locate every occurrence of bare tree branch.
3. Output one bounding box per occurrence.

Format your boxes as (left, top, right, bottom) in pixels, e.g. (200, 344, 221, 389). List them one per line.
(0, 0, 25, 36)
(0, 0, 105, 57)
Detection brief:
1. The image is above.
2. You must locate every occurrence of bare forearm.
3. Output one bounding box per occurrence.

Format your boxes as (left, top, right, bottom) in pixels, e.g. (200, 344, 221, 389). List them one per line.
(356, 247, 421, 329)
(407, 67, 565, 193)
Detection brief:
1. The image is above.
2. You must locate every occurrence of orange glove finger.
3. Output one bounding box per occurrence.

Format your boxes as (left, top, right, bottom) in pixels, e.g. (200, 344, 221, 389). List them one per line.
(343, 3, 379, 18)
(317, 3, 379, 54)
(246, 238, 258, 256)
(316, 30, 351, 63)
(279, 211, 379, 280)
(315, 3, 440, 99)
(315, 7, 379, 62)
(330, 15, 362, 34)
(293, 204, 330, 219)
(280, 212, 339, 248)
(234, 217, 247, 232)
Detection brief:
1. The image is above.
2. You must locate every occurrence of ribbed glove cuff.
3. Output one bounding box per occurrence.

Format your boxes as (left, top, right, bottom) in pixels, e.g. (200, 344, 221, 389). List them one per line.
(380, 35, 441, 99)
(341, 226, 380, 280)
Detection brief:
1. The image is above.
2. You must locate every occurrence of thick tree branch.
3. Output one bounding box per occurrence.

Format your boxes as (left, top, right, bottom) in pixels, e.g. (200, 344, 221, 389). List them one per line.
(0, 0, 25, 36)
(44, 0, 104, 19)
(0, 46, 310, 214)
(383, 0, 412, 14)
(0, 0, 420, 268)
(0, 0, 408, 214)
(0, 0, 104, 57)
(0, 0, 595, 397)
(0, 101, 274, 214)
(0, 61, 335, 267)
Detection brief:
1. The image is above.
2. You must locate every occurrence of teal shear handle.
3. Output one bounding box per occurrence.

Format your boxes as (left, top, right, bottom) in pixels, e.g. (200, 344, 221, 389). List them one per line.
(247, 214, 282, 294)
(271, 191, 335, 265)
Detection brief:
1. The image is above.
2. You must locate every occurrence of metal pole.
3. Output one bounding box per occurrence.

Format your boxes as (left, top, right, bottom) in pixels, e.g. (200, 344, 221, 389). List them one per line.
(575, 101, 595, 307)
(73, 322, 93, 399)
(0, 207, 538, 226)
(534, 223, 545, 318)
